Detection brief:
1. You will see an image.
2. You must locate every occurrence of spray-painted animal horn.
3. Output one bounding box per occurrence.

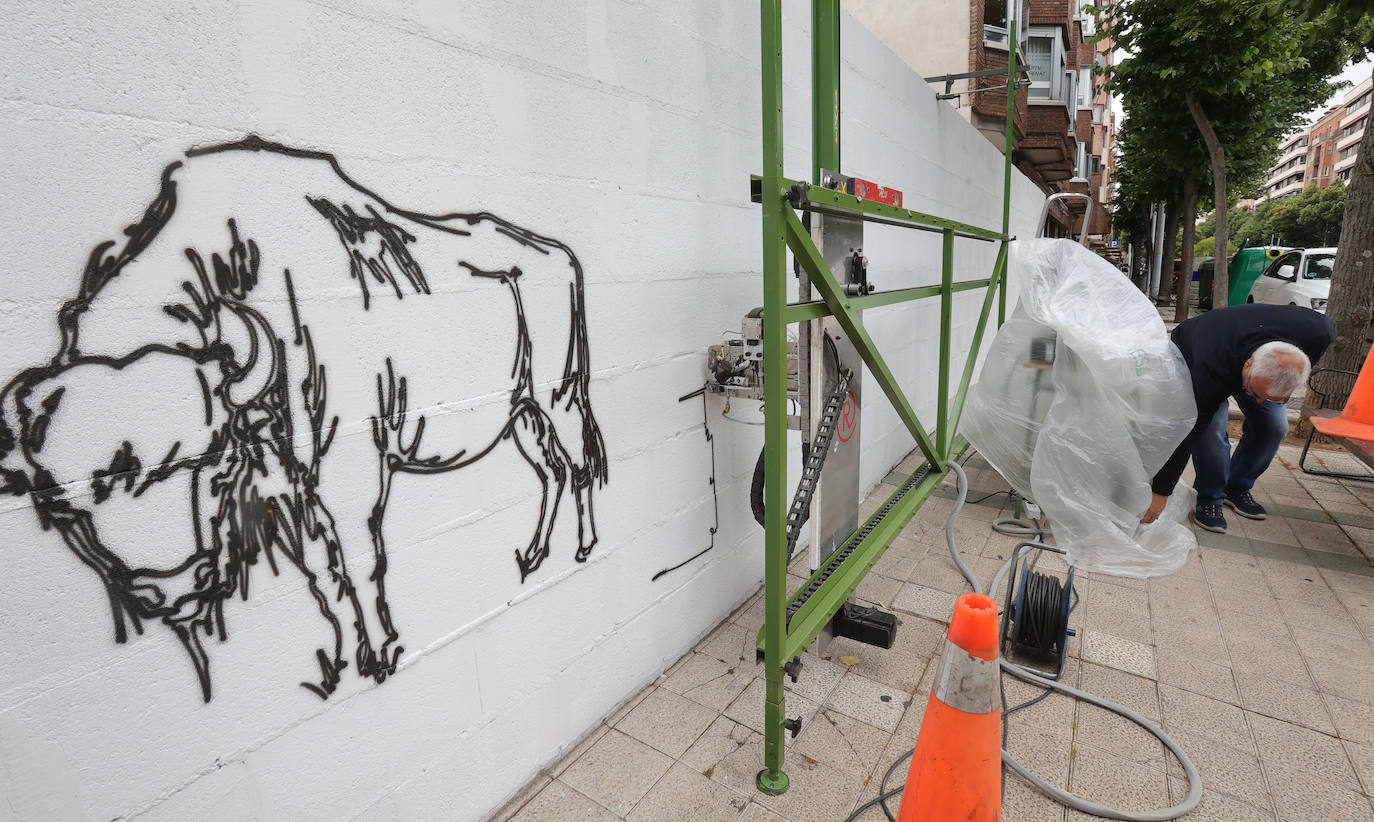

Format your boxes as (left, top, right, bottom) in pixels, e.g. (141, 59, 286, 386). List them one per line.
(216, 304, 279, 408)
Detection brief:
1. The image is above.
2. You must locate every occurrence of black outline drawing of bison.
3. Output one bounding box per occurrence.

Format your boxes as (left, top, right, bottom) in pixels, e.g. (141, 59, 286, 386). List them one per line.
(0, 137, 607, 701)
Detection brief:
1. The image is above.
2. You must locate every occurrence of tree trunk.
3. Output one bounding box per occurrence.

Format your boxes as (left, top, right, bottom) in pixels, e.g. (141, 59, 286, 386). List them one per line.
(1176, 175, 1198, 324)
(1133, 223, 1149, 291)
(1315, 66, 1374, 409)
(1158, 198, 1180, 305)
(1187, 92, 1228, 310)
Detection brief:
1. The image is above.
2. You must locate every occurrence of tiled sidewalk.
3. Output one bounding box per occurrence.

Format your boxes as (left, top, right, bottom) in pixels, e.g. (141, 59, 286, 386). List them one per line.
(495, 444, 1374, 822)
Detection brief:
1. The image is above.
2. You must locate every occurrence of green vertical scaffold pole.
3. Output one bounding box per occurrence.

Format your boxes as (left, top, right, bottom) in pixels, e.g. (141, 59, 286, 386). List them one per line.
(753, 1, 1018, 795)
(757, 0, 791, 797)
(999, 19, 1017, 327)
(812, 0, 840, 182)
(937, 229, 954, 458)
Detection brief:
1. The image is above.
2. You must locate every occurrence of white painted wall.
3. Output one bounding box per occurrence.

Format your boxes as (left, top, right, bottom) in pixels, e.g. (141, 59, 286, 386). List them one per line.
(0, 3, 1041, 820)
(842, 0, 972, 91)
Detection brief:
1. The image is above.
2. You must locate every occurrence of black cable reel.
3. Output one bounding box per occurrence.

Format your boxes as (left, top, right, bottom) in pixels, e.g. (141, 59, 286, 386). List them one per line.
(999, 544, 1077, 680)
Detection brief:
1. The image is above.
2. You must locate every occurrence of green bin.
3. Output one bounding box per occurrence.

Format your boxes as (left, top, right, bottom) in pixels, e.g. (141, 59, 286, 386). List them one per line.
(1226, 246, 1290, 306)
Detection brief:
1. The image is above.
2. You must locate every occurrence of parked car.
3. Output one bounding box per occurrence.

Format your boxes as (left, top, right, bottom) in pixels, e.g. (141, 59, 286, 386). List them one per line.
(1246, 247, 1334, 312)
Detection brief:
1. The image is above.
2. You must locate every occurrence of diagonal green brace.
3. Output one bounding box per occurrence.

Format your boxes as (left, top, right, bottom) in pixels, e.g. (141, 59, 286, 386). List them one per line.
(946, 241, 1008, 439)
(782, 204, 941, 466)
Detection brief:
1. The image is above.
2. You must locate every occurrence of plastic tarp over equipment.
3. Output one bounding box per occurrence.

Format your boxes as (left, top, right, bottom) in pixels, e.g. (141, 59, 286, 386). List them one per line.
(964, 239, 1198, 578)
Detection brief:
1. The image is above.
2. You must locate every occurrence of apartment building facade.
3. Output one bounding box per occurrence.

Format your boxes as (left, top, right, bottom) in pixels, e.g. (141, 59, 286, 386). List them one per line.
(1335, 77, 1371, 183)
(1263, 75, 1371, 197)
(844, 0, 1115, 244)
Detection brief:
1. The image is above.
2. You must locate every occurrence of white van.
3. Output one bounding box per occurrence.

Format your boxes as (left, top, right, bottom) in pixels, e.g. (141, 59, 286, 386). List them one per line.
(1247, 247, 1334, 312)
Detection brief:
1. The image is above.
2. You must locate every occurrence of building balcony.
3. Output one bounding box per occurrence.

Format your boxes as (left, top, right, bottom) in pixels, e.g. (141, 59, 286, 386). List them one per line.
(1020, 100, 1075, 182)
(1336, 153, 1358, 175)
(1341, 103, 1369, 130)
(1337, 127, 1365, 153)
(1271, 178, 1305, 198)
(1264, 168, 1304, 189)
(1272, 144, 1308, 168)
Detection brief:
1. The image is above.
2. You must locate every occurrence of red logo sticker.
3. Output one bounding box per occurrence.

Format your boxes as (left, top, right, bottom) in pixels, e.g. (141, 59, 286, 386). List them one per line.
(837, 391, 858, 442)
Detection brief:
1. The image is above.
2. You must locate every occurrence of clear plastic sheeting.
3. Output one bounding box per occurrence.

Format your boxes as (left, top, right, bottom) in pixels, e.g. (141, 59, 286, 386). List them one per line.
(963, 239, 1199, 578)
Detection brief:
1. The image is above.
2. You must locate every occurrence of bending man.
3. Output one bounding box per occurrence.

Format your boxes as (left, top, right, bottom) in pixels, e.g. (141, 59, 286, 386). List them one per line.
(1141, 303, 1334, 533)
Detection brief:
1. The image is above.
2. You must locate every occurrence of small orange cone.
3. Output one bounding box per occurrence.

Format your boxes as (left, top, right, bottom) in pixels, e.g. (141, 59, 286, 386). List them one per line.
(896, 592, 1002, 822)
(1312, 342, 1374, 440)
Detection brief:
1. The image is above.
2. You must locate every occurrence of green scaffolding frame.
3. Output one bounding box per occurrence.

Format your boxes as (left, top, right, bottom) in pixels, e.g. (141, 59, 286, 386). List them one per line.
(753, 0, 1018, 793)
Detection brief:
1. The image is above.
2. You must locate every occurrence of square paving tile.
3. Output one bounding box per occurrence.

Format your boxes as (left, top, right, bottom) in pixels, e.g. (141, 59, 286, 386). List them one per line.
(1162, 727, 1270, 811)
(1248, 712, 1361, 791)
(681, 716, 757, 777)
(1005, 723, 1073, 786)
(659, 652, 753, 713)
(1278, 598, 1365, 638)
(1161, 779, 1276, 822)
(737, 800, 789, 821)
(1154, 650, 1239, 704)
(1311, 657, 1374, 706)
(559, 729, 675, 817)
(1085, 605, 1153, 644)
(1263, 765, 1374, 822)
(509, 779, 620, 822)
(1234, 670, 1335, 734)
(821, 638, 930, 694)
(698, 622, 756, 666)
(616, 687, 722, 758)
(1081, 630, 1156, 679)
(1002, 776, 1071, 822)
(892, 583, 958, 623)
(1067, 745, 1169, 815)
(1327, 694, 1374, 747)
(1159, 684, 1255, 753)
(553, 724, 611, 778)
(782, 650, 848, 705)
(1076, 704, 1165, 765)
(824, 672, 910, 731)
(624, 762, 750, 822)
(793, 707, 891, 779)
(1346, 740, 1374, 796)
(1079, 661, 1160, 720)
(1293, 626, 1374, 672)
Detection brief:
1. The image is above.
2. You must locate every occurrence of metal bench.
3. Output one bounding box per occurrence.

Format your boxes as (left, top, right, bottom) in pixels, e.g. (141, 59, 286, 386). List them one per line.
(1299, 367, 1374, 480)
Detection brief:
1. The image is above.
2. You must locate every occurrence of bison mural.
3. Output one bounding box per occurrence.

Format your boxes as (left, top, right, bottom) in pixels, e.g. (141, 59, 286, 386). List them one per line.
(0, 138, 608, 701)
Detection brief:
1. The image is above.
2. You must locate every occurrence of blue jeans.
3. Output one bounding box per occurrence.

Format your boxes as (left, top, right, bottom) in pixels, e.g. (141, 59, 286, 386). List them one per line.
(1192, 393, 1289, 504)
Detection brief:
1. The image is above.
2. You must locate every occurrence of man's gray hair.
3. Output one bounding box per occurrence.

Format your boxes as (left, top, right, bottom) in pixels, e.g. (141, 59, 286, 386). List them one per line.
(1250, 340, 1311, 398)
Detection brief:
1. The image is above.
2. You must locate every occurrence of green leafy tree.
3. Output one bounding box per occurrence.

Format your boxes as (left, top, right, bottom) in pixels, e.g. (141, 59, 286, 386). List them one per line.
(1102, 0, 1351, 310)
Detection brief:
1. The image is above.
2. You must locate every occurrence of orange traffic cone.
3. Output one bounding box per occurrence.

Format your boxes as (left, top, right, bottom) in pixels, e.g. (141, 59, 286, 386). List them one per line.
(1312, 342, 1374, 440)
(896, 592, 1002, 822)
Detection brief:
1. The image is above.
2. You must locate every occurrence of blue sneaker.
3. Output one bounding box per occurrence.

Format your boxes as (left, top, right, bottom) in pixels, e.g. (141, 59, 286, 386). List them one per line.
(1191, 503, 1227, 533)
(1224, 491, 1267, 520)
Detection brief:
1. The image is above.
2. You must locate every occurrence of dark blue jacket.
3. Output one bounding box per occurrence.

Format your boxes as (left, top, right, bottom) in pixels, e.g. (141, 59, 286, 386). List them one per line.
(1151, 304, 1334, 496)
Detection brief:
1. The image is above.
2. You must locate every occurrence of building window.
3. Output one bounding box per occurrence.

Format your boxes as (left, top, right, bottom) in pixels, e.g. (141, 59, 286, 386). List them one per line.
(1027, 27, 1066, 101)
(984, 0, 1027, 47)
(1075, 141, 1088, 179)
(1078, 68, 1093, 109)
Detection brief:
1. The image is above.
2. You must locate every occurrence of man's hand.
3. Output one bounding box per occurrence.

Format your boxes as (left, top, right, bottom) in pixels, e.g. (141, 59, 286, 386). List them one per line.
(1140, 492, 1168, 524)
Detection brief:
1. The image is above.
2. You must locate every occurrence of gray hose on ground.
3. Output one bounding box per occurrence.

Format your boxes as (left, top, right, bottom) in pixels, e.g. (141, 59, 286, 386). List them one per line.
(943, 460, 1202, 821)
(943, 454, 982, 596)
(991, 515, 1049, 537)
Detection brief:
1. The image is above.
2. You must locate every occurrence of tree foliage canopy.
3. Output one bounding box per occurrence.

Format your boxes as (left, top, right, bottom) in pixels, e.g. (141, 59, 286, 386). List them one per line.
(1100, 0, 1358, 303)
(1194, 181, 1347, 256)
